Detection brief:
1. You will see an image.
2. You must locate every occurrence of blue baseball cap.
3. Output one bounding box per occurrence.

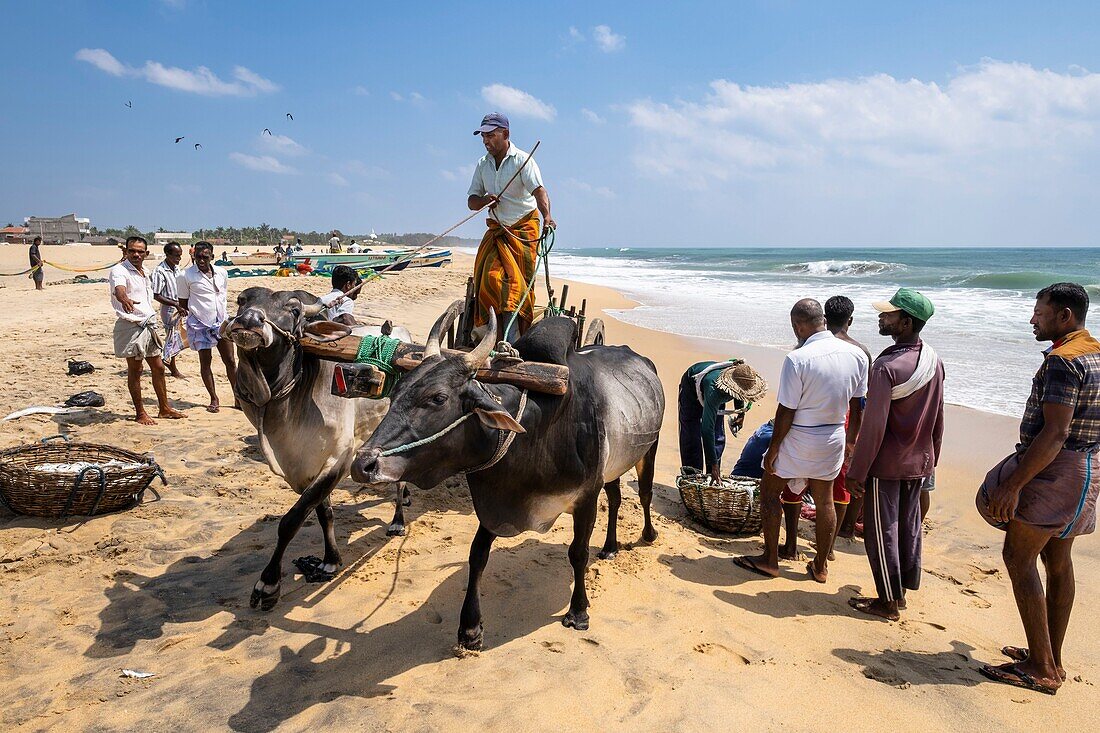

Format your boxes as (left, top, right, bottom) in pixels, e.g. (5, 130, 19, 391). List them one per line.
(473, 112, 509, 135)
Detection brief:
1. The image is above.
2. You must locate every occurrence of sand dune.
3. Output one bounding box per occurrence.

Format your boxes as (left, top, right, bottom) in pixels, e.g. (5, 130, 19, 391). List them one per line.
(0, 245, 1096, 732)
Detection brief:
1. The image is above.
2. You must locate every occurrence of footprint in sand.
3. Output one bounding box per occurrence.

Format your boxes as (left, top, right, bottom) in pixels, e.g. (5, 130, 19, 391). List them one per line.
(540, 641, 564, 653)
(863, 665, 911, 689)
(693, 642, 750, 664)
(961, 588, 992, 609)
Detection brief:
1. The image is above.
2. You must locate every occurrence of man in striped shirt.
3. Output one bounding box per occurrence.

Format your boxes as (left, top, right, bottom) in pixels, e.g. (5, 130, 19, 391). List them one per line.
(150, 241, 186, 378)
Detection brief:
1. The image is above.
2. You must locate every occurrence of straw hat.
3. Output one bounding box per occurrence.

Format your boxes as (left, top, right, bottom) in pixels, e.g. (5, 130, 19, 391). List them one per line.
(715, 362, 768, 404)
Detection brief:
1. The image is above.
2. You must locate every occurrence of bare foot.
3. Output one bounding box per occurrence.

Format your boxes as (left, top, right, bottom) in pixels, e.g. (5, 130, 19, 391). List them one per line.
(779, 546, 799, 561)
(807, 559, 828, 583)
(170, 372, 187, 379)
(734, 555, 780, 578)
(135, 413, 157, 426)
(158, 407, 187, 419)
(848, 596, 899, 621)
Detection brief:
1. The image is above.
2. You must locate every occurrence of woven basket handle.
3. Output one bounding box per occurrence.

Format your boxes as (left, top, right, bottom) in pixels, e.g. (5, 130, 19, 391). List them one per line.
(40, 434, 71, 444)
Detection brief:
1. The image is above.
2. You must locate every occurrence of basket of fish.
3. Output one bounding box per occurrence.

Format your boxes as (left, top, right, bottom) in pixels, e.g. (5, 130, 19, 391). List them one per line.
(676, 468, 762, 536)
(0, 436, 166, 518)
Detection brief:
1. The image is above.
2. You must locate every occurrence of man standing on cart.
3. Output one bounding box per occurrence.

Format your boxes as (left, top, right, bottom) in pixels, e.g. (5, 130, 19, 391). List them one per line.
(467, 113, 556, 343)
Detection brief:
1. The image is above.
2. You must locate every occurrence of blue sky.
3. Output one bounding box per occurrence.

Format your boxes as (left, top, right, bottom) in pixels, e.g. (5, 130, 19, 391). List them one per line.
(2, 1, 1100, 246)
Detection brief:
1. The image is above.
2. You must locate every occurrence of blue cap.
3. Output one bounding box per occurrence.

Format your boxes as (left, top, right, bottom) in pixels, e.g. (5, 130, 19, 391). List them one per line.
(473, 112, 509, 135)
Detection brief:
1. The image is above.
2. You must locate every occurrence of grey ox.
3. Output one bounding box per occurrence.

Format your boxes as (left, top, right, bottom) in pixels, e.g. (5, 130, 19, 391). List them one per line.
(352, 303, 665, 650)
(223, 286, 412, 611)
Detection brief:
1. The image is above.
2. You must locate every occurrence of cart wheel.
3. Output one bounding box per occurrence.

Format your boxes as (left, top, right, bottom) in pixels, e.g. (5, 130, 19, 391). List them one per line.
(582, 318, 605, 347)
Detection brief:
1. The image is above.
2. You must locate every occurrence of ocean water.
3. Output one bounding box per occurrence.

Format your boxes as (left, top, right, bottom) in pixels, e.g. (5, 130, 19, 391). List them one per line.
(541, 247, 1100, 418)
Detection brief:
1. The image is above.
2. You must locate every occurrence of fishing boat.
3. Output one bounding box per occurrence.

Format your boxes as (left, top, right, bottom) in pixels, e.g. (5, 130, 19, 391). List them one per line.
(229, 251, 281, 266)
(286, 246, 451, 272)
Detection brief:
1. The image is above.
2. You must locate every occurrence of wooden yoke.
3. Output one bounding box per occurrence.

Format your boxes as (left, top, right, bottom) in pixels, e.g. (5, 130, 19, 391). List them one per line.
(302, 335, 569, 396)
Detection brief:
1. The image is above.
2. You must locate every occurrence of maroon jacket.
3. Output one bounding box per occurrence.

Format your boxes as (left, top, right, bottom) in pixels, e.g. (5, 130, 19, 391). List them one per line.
(847, 340, 945, 483)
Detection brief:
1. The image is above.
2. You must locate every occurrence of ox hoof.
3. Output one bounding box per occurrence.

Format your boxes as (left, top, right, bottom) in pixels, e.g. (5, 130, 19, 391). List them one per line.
(387, 523, 407, 537)
(402, 497, 412, 508)
(597, 547, 618, 560)
(641, 526, 658, 543)
(457, 625, 484, 651)
(249, 583, 281, 611)
(562, 611, 590, 631)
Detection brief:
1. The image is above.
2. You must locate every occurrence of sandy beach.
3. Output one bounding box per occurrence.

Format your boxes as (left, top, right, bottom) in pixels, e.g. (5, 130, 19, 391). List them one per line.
(1, 245, 1096, 732)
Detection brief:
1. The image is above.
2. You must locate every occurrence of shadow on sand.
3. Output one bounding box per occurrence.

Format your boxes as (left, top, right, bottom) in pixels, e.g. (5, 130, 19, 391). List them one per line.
(832, 640, 981, 687)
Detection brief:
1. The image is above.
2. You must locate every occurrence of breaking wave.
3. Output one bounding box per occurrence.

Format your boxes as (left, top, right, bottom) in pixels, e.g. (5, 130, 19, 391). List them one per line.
(778, 260, 905, 276)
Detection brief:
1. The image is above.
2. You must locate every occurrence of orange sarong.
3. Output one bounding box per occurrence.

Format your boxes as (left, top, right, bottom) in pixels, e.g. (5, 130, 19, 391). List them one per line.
(472, 210, 541, 327)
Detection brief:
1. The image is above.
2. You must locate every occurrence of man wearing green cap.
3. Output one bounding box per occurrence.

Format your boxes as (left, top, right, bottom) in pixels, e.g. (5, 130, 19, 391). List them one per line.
(846, 288, 945, 621)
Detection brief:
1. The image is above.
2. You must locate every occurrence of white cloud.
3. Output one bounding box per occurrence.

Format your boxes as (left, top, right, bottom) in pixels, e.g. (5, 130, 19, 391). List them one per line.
(327, 172, 349, 187)
(441, 164, 476, 182)
(390, 91, 404, 102)
(391, 91, 426, 105)
(627, 60, 1100, 186)
(592, 25, 625, 53)
(581, 108, 605, 124)
(160, 0, 187, 8)
(568, 26, 584, 42)
(565, 178, 615, 198)
(481, 83, 556, 121)
(353, 85, 369, 96)
(75, 48, 279, 97)
(258, 132, 307, 157)
(343, 160, 388, 178)
(229, 152, 296, 174)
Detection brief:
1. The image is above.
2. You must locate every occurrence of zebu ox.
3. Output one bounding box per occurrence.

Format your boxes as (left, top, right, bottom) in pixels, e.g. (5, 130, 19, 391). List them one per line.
(223, 287, 412, 611)
(352, 303, 665, 649)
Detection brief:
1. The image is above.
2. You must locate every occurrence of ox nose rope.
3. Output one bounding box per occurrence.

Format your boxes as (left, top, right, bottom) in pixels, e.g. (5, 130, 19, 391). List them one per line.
(376, 389, 528, 473)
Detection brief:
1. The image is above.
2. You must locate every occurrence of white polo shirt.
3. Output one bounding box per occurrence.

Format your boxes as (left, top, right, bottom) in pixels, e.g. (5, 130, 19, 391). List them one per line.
(777, 330, 869, 427)
(108, 260, 156, 323)
(176, 264, 229, 328)
(318, 288, 354, 321)
(467, 143, 544, 226)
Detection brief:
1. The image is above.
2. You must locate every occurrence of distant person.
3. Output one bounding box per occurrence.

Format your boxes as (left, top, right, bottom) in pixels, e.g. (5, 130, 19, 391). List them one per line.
(296, 238, 303, 252)
(976, 283, 1100, 695)
(678, 360, 767, 483)
(221, 250, 229, 261)
(736, 299, 867, 584)
(108, 236, 186, 425)
(318, 265, 363, 326)
(329, 233, 341, 253)
(846, 288, 944, 622)
(824, 295, 872, 558)
(178, 241, 237, 413)
(150, 241, 186, 378)
(347, 239, 361, 254)
(274, 243, 285, 257)
(467, 112, 555, 342)
(29, 236, 44, 290)
(232, 246, 240, 254)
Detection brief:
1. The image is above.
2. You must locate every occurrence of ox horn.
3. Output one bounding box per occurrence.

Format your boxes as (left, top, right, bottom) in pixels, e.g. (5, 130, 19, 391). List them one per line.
(423, 300, 464, 360)
(462, 308, 496, 373)
(302, 301, 325, 317)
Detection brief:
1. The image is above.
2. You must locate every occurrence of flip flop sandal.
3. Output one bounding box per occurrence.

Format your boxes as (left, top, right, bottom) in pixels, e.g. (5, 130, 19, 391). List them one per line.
(848, 596, 900, 621)
(293, 555, 337, 583)
(1000, 647, 1067, 681)
(978, 663, 1058, 696)
(733, 556, 778, 578)
(807, 560, 827, 583)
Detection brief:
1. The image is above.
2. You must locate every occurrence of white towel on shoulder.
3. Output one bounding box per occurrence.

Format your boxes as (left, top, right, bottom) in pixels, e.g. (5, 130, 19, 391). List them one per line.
(892, 342, 939, 401)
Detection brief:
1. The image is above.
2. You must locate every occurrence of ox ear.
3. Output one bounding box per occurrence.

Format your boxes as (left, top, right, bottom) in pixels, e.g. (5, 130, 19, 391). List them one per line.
(469, 388, 525, 433)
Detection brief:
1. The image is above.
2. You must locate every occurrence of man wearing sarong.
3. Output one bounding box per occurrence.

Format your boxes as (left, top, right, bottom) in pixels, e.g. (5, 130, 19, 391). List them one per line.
(468, 113, 555, 342)
(975, 283, 1100, 695)
(736, 299, 867, 582)
(177, 240, 237, 413)
(108, 236, 186, 426)
(29, 236, 44, 291)
(150, 240, 186, 378)
(845, 288, 943, 622)
(677, 360, 767, 483)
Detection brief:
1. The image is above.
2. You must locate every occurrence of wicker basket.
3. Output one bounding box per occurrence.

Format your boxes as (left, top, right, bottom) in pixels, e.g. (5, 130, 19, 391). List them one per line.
(0, 437, 165, 519)
(676, 468, 762, 536)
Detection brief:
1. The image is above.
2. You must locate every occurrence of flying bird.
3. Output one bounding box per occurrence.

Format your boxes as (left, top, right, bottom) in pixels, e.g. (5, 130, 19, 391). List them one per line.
(263, 128, 271, 135)
(124, 101, 132, 108)
(174, 137, 185, 144)
(286, 113, 293, 121)
(194, 143, 202, 150)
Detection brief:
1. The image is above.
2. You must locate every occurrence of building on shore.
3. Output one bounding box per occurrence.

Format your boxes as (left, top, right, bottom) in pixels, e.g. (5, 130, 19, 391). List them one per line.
(153, 232, 194, 247)
(1, 226, 30, 244)
(23, 214, 92, 244)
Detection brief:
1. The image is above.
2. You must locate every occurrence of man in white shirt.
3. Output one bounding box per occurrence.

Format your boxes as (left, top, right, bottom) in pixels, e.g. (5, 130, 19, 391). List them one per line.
(328, 234, 341, 253)
(467, 112, 555, 342)
(177, 240, 237, 412)
(108, 236, 186, 425)
(736, 299, 868, 583)
(317, 265, 362, 326)
(149, 241, 186, 378)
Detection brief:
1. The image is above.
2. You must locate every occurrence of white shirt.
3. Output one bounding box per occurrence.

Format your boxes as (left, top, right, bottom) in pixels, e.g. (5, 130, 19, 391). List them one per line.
(318, 288, 354, 321)
(108, 261, 156, 323)
(176, 264, 229, 328)
(777, 331, 869, 426)
(467, 143, 544, 226)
